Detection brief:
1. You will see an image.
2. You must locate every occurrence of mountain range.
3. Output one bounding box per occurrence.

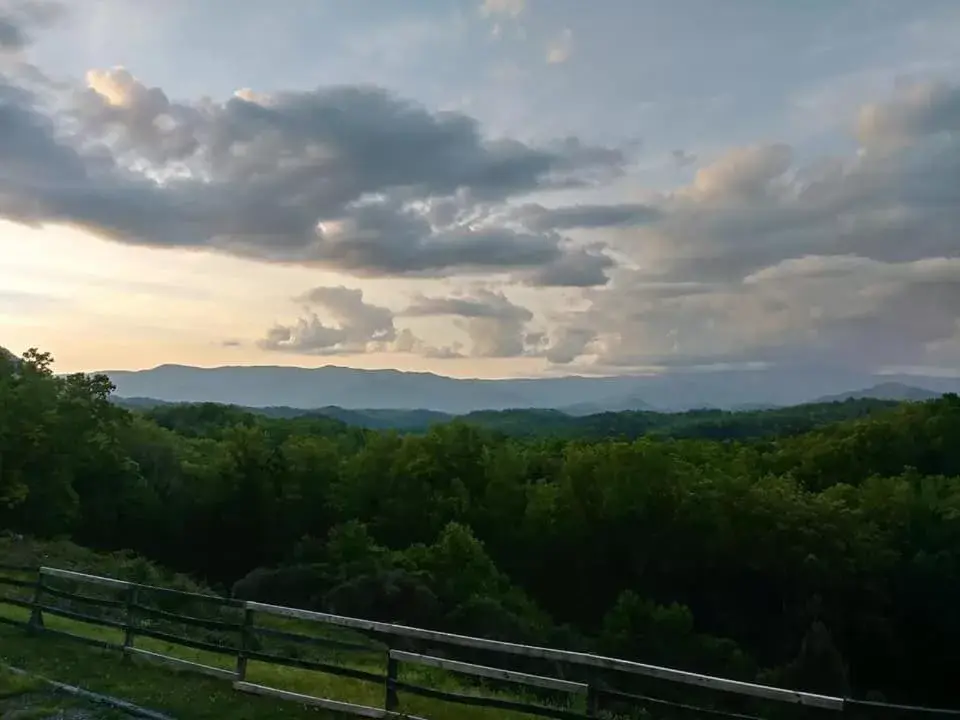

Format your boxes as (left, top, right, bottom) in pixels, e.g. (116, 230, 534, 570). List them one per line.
(810, 382, 943, 404)
(99, 363, 960, 414)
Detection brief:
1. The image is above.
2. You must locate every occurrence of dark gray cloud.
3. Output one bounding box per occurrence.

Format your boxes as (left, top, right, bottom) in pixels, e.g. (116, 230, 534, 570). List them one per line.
(544, 326, 596, 364)
(68, 73, 625, 280)
(0, 74, 184, 246)
(74, 77, 593, 198)
(0, 60, 624, 283)
(518, 244, 614, 287)
(0, 18, 26, 50)
(296, 196, 568, 277)
(514, 202, 661, 231)
(404, 292, 527, 320)
(0, 1, 60, 51)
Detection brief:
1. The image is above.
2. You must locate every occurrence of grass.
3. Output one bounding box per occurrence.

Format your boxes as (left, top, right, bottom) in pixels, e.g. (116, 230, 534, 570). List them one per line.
(0, 583, 585, 720)
(0, 618, 330, 719)
(0, 664, 44, 697)
(0, 536, 589, 719)
(0, 662, 132, 719)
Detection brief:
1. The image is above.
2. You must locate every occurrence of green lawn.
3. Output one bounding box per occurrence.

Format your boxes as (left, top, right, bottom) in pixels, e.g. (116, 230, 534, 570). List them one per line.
(0, 598, 581, 720)
(1, 658, 145, 719)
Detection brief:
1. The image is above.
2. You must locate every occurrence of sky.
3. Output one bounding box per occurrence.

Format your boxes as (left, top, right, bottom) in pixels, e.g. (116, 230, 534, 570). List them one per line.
(1, 0, 959, 378)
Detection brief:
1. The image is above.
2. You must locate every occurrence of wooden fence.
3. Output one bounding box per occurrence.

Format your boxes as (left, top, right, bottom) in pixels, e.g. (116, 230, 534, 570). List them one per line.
(1, 563, 957, 720)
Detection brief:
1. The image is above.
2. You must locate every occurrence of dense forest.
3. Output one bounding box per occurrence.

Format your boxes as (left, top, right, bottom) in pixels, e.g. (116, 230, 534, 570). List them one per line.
(3, 347, 960, 707)
(118, 394, 902, 439)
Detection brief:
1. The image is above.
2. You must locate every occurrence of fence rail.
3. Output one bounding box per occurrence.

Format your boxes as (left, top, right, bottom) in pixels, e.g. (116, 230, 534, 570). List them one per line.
(1, 565, 958, 720)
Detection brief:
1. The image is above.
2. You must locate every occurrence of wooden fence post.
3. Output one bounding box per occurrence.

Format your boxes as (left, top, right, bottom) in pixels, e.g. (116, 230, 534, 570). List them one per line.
(123, 584, 139, 658)
(586, 684, 599, 718)
(27, 569, 44, 633)
(385, 651, 399, 713)
(235, 607, 253, 682)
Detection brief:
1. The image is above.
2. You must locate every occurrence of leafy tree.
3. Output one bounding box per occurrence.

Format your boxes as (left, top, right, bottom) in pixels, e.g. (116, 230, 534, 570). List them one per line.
(8, 346, 960, 704)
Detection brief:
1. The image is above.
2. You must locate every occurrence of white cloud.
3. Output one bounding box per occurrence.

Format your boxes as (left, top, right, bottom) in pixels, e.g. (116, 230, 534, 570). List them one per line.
(480, 0, 525, 19)
(546, 28, 572, 65)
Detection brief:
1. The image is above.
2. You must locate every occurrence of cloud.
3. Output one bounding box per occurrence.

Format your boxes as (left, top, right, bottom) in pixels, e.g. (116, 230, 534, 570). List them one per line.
(514, 202, 661, 231)
(546, 28, 573, 65)
(480, 0, 525, 40)
(0, 288, 62, 314)
(403, 289, 535, 357)
(685, 143, 793, 203)
(671, 149, 697, 167)
(518, 244, 614, 288)
(544, 326, 596, 364)
(480, 0, 524, 19)
(259, 285, 471, 359)
(546, 254, 960, 372)
(0, 58, 625, 284)
(0, 17, 26, 50)
(580, 82, 960, 287)
(74, 73, 614, 200)
(540, 80, 960, 372)
(0, 1, 60, 52)
(303, 196, 581, 279)
(857, 80, 960, 150)
(259, 286, 398, 355)
(5, 9, 960, 375)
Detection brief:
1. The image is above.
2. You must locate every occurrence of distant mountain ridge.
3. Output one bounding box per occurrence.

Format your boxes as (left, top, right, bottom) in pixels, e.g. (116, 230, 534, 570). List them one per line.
(560, 392, 656, 416)
(812, 382, 943, 404)
(100, 363, 960, 413)
(115, 396, 913, 441)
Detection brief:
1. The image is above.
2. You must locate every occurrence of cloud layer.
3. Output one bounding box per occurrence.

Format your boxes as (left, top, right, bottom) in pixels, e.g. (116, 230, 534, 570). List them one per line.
(526, 81, 960, 371)
(2, 55, 626, 283)
(4, 2, 960, 374)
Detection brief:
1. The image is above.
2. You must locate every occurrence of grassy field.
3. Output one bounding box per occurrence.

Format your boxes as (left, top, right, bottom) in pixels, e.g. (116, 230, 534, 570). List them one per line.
(0, 595, 580, 720)
(0, 662, 135, 719)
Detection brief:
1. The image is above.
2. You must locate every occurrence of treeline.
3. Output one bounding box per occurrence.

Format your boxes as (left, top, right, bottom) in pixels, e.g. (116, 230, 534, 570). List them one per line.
(453, 400, 901, 440)
(119, 394, 902, 439)
(3, 348, 960, 706)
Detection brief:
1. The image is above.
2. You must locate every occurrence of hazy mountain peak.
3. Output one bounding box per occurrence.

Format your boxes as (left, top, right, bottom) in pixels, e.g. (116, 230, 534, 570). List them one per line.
(813, 382, 943, 403)
(101, 364, 960, 414)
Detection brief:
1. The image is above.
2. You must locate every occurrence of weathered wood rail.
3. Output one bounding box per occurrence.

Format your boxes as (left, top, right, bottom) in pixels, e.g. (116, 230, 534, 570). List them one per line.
(1, 563, 958, 719)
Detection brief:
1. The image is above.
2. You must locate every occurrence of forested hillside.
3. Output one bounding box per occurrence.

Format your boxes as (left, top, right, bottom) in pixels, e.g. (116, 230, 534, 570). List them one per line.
(3, 348, 960, 706)
(119, 394, 902, 439)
